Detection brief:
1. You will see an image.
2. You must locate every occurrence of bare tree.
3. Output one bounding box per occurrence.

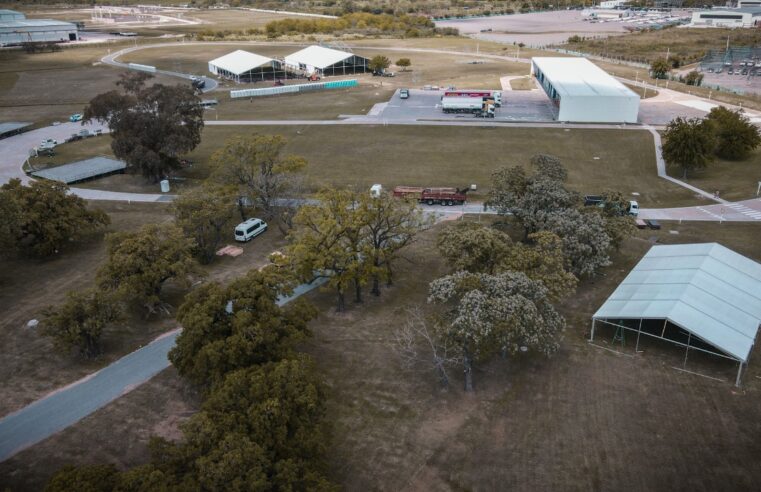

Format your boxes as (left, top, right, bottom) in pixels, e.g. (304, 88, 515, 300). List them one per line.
(393, 307, 461, 390)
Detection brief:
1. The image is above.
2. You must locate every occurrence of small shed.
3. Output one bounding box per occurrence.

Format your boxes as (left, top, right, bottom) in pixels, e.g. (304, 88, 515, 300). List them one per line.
(208, 50, 285, 83)
(591, 243, 761, 386)
(284, 45, 369, 77)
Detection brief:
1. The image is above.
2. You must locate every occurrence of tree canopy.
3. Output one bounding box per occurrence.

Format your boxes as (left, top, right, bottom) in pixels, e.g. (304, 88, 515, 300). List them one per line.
(41, 289, 122, 359)
(368, 54, 391, 73)
(170, 269, 316, 387)
(0, 179, 109, 257)
(662, 116, 716, 179)
(428, 271, 565, 391)
(650, 57, 671, 79)
(173, 184, 237, 264)
(704, 106, 761, 160)
(84, 72, 204, 182)
(212, 133, 307, 228)
(395, 58, 411, 71)
(97, 223, 197, 314)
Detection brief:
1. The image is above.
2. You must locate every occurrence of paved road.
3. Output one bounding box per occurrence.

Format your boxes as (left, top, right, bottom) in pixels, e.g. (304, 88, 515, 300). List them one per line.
(0, 277, 328, 462)
(101, 45, 218, 93)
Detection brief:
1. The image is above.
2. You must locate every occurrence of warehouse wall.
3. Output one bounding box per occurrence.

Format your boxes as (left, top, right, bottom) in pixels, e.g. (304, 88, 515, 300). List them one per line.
(558, 94, 639, 123)
(0, 28, 77, 45)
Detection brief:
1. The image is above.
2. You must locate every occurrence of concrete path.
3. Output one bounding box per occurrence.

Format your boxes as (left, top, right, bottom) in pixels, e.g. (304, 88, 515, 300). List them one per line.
(0, 277, 328, 462)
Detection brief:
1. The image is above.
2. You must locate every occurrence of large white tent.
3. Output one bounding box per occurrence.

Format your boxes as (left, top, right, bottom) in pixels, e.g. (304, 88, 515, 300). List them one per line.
(284, 45, 369, 77)
(208, 50, 285, 83)
(592, 243, 761, 386)
(531, 57, 640, 123)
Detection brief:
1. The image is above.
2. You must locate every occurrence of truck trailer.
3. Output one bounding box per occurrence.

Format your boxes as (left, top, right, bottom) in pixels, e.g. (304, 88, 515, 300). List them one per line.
(441, 96, 485, 113)
(443, 90, 502, 107)
(393, 186, 471, 205)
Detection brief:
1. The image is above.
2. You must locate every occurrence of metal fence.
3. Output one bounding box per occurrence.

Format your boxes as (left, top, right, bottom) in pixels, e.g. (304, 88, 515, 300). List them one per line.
(230, 79, 358, 99)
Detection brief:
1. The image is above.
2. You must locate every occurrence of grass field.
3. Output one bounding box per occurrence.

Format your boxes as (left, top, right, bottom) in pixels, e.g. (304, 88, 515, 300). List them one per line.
(3, 220, 760, 490)
(509, 76, 534, 90)
(678, 150, 761, 202)
(41, 125, 703, 207)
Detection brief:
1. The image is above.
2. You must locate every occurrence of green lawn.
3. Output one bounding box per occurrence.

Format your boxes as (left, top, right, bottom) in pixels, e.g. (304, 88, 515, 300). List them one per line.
(40, 125, 700, 207)
(678, 151, 761, 202)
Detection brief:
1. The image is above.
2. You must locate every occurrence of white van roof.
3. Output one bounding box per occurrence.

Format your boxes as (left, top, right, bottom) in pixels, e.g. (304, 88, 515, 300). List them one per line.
(236, 218, 263, 229)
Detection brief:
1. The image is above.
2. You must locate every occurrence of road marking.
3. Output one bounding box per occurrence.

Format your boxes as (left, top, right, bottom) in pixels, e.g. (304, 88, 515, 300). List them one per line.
(696, 206, 724, 220)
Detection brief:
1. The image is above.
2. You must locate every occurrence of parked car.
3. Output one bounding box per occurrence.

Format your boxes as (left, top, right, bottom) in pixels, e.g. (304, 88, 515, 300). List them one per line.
(234, 218, 268, 242)
(584, 195, 604, 206)
(399, 88, 410, 99)
(382, 71, 396, 77)
(69, 113, 83, 122)
(728, 69, 734, 75)
(635, 219, 648, 229)
(707, 67, 714, 73)
(645, 219, 661, 230)
(628, 200, 639, 217)
(742, 69, 748, 75)
(716, 67, 723, 74)
(39, 138, 58, 150)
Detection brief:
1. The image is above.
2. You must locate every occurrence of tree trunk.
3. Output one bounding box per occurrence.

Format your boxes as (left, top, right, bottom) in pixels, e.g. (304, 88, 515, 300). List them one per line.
(385, 264, 394, 287)
(463, 346, 474, 392)
(354, 277, 363, 303)
(237, 198, 247, 221)
(434, 357, 449, 390)
(336, 287, 345, 312)
(683, 167, 688, 179)
(371, 257, 381, 296)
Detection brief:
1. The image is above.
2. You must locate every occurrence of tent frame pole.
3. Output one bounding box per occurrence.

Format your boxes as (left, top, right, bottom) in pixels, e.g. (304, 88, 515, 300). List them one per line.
(590, 318, 596, 342)
(635, 318, 644, 353)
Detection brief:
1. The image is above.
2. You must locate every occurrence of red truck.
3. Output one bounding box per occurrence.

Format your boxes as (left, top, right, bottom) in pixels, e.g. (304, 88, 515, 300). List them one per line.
(393, 186, 470, 206)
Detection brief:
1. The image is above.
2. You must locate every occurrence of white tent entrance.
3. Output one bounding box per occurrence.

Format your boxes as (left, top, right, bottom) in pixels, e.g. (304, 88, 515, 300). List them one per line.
(208, 50, 287, 83)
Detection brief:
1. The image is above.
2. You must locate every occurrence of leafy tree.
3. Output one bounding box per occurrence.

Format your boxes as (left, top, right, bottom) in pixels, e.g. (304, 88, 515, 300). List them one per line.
(395, 57, 411, 71)
(705, 106, 761, 160)
(286, 188, 365, 311)
(543, 208, 611, 277)
(437, 223, 577, 300)
(369, 54, 391, 73)
(97, 224, 197, 314)
(662, 117, 716, 178)
(0, 179, 109, 257)
(437, 221, 513, 275)
(41, 289, 122, 359)
(504, 231, 578, 301)
(212, 133, 307, 228)
(530, 153, 567, 182)
(173, 184, 237, 264)
(360, 190, 428, 295)
(45, 464, 119, 492)
(683, 70, 703, 87)
(596, 190, 637, 250)
(0, 189, 21, 258)
(486, 165, 529, 216)
(170, 269, 316, 387)
(181, 358, 331, 489)
(428, 271, 565, 391)
(84, 72, 204, 182)
(650, 57, 671, 79)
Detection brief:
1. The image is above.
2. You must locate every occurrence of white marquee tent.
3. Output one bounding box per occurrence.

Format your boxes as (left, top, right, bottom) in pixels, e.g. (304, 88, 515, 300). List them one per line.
(208, 50, 285, 83)
(284, 45, 369, 76)
(592, 243, 761, 386)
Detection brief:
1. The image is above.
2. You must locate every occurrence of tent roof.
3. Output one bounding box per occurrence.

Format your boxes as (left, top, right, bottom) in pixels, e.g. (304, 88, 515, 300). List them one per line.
(208, 50, 276, 76)
(593, 243, 761, 362)
(284, 45, 358, 69)
(532, 57, 638, 99)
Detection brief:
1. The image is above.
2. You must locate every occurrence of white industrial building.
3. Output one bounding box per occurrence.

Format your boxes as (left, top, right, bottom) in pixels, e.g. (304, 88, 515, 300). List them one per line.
(0, 10, 78, 46)
(531, 57, 639, 123)
(737, 1, 761, 9)
(208, 50, 285, 83)
(592, 243, 761, 386)
(690, 7, 761, 27)
(284, 45, 369, 77)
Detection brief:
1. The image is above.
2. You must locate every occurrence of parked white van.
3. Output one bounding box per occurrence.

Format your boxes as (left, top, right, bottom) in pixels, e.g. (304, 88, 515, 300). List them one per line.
(235, 218, 267, 242)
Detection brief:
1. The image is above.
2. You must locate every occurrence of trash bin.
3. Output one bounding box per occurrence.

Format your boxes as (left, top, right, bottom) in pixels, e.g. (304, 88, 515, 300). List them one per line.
(160, 179, 170, 193)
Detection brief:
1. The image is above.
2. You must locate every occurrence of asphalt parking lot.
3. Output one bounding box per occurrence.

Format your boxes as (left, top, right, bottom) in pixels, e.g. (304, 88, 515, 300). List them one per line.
(375, 89, 557, 122)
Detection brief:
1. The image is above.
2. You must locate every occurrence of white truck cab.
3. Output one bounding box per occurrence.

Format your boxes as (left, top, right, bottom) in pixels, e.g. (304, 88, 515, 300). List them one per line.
(628, 200, 639, 217)
(235, 218, 268, 242)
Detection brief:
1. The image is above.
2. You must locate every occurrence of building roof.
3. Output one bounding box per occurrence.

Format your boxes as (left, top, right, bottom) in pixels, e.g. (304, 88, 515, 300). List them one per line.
(208, 50, 276, 75)
(700, 7, 761, 14)
(32, 157, 126, 184)
(0, 9, 24, 16)
(0, 122, 32, 136)
(532, 57, 638, 99)
(284, 45, 358, 69)
(0, 19, 77, 29)
(593, 243, 761, 362)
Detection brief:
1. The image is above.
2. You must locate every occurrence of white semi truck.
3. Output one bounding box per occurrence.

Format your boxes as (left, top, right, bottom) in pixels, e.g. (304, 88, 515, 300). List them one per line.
(444, 90, 502, 107)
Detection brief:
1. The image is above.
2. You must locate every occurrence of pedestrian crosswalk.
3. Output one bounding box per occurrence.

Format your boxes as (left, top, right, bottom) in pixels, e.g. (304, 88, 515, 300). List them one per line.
(726, 201, 761, 220)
